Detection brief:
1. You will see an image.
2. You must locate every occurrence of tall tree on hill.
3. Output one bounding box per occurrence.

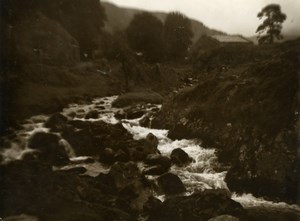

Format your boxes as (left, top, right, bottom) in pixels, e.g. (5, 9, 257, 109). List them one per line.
(164, 12, 193, 61)
(256, 4, 287, 44)
(126, 12, 164, 62)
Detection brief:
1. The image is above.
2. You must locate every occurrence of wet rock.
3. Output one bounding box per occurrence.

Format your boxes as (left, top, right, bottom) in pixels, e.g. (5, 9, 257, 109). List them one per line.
(140, 116, 151, 127)
(144, 154, 171, 167)
(146, 133, 159, 149)
(62, 128, 98, 156)
(85, 110, 99, 119)
(44, 113, 68, 132)
(100, 148, 115, 164)
(143, 196, 162, 214)
(109, 161, 151, 211)
(171, 148, 192, 166)
(150, 189, 244, 221)
(28, 132, 69, 165)
(109, 162, 141, 190)
(208, 215, 240, 221)
(126, 109, 145, 119)
(67, 111, 77, 118)
(157, 173, 186, 195)
(143, 155, 171, 175)
(143, 165, 169, 175)
(127, 134, 159, 161)
(114, 149, 130, 162)
(21, 151, 41, 162)
(114, 111, 126, 120)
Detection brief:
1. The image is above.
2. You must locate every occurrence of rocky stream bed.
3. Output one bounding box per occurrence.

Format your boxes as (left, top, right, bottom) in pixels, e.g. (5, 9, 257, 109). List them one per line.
(1, 96, 300, 221)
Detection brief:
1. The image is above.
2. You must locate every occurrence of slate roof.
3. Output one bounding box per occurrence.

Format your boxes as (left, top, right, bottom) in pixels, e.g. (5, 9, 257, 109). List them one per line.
(211, 35, 251, 43)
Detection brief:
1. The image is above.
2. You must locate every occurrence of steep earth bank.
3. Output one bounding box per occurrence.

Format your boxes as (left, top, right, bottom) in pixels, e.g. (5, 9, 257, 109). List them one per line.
(152, 40, 300, 203)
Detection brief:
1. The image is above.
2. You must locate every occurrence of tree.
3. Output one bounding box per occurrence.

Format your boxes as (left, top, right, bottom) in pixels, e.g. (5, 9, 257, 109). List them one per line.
(256, 4, 287, 44)
(164, 12, 193, 60)
(126, 12, 164, 62)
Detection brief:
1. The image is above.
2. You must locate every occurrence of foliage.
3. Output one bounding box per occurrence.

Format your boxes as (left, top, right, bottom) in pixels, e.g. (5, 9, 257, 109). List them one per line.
(164, 12, 193, 60)
(126, 12, 164, 62)
(256, 4, 286, 44)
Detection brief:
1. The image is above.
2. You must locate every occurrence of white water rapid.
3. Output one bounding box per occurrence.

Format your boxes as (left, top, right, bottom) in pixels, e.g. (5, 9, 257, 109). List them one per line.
(1, 95, 299, 212)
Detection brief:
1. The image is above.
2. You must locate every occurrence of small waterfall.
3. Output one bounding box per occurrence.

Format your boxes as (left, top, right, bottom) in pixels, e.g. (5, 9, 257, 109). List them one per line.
(60, 139, 76, 158)
(149, 116, 153, 128)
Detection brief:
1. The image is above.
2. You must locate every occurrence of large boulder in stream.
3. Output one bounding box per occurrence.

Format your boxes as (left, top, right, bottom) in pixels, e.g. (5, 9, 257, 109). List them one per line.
(157, 172, 186, 195)
(44, 113, 68, 132)
(85, 110, 99, 119)
(127, 133, 159, 161)
(143, 154, 171, 175)
(148, 189, 244, 221)
(28, 132, 69, 165)
(170, 148, 193, 166)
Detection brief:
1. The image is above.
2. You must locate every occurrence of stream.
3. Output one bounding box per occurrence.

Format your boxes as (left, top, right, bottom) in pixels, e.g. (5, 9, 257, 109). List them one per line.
(1, 95, 300, 216)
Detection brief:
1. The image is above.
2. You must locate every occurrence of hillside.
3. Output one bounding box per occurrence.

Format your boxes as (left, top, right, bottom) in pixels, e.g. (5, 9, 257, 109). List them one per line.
(152, 39, 300, 203)
(102, 1, 225, 43)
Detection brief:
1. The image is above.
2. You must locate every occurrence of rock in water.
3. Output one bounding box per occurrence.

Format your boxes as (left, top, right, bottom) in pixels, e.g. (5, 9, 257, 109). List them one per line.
(146, 133, 158, 149)
(170, 148, 192, 166)
(109, 162, 141, 189)
(85, 110, 99, 119)
(109, 161, 151, 211)
(28, 132, 69, 165)
(157, 173, 186, 195)
(44, 113, 68, 132)
(62, 128, 97, 156)
(143, 155, 171, 175)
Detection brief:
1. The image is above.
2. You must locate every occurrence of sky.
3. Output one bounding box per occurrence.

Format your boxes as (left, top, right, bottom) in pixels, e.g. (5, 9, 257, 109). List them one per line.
(103, 0, 300, 37)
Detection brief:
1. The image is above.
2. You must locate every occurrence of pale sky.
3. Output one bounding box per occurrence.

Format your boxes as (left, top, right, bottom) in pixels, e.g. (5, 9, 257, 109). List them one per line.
(103, 0, 300, 37)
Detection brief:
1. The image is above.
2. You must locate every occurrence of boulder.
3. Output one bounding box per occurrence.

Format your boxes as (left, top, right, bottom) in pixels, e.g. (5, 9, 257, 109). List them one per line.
(114, 149, 130, 162)
(127, 134, 159, 161)
(157, 173, 186, 195)
(146, 133, 159, 149)
(109, 162, 141, 190)
(62, 128, 98, 156)
(109, 161, 152, 211)
(28, 132, 69, 165)
(85, 110, 99, 119)
(100, 148, 115, 164)
(149, 189, 244, 221)
(170, 148, 192, 166)
(144, 154, 171, 167)
(140, 116, 151, 128)
(143, 155, 171, 175)
(143, 196, 162, 214)
(126, 109, 145, 119)
(143, 166, 169, 176)
(44, 113, 68, 132)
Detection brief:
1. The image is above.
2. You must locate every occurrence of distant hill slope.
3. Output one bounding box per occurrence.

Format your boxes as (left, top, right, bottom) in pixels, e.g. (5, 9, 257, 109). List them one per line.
(102, 2, 225, 43)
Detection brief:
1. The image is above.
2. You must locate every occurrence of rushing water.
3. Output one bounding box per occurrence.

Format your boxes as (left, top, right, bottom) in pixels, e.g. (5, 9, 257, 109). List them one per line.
(1, 95, 300, 213)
